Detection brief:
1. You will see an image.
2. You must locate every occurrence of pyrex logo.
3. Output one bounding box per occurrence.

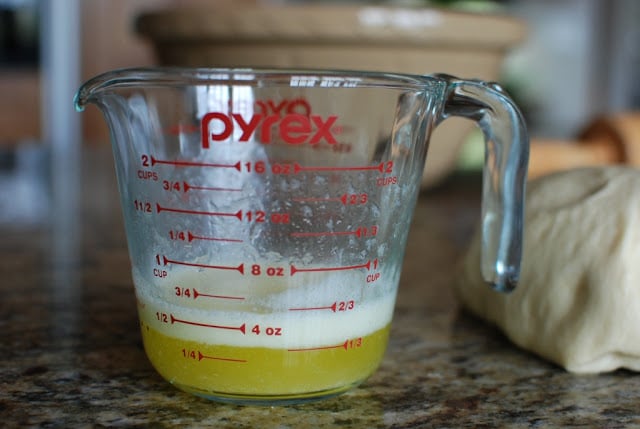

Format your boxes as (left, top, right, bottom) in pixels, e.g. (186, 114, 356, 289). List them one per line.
(201, 98, 339, 148)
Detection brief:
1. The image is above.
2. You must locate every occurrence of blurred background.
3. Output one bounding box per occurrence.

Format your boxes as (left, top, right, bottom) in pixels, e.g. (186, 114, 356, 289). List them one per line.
(2, 0, 638, 141)
(1, 0, 639, 224)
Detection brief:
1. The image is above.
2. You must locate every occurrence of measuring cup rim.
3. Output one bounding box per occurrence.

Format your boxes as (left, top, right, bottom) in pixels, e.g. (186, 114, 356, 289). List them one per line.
(74, 67, 447, 111)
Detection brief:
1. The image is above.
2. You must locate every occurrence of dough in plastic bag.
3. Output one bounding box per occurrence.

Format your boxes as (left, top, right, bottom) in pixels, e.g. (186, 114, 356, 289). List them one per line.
(456, 167, 640, 373)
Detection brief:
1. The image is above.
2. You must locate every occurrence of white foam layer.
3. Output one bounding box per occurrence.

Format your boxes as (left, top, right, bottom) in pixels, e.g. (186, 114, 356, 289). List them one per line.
(136, 270, 396, 349)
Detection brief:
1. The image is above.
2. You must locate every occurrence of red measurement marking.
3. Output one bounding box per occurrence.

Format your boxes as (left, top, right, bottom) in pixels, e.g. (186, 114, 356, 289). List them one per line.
(288, 339, 351, 352)
(193, 288, 245, 301)
(183, 181, 241, 193)
(157, 204, 242, 220)
(151, 156, 241, 171)
(293, 194, 366, 205)
(291, 227, 363, 238)
(289, 302, 337, 312)
(293, 162, 384, 174)
(170, 314, 246, 334)
(290, 260, 371, 275)
(163, 255, 245, 274)
(188, 231, 243, 243)
(198, 351, 246, 363)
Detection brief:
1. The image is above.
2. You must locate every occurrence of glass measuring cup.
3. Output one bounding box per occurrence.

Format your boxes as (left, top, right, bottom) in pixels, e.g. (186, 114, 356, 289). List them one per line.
(75, 68, 528, 405)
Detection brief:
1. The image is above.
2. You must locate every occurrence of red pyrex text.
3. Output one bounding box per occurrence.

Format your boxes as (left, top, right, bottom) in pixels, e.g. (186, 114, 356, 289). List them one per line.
(201, 112, 339, 148)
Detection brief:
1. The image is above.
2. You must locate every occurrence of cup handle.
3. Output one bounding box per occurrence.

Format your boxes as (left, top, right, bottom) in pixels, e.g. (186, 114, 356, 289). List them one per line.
(437, 76, 529, 292)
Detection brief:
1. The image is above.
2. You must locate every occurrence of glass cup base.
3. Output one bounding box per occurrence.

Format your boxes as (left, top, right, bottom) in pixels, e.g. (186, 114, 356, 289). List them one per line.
(173, 381, 363, 406)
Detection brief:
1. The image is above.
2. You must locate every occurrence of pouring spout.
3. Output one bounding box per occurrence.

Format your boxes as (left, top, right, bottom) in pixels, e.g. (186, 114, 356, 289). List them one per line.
(74, 71, 117, 112)
(73, 91, 88, 112)
(74, 68, 146, 112)
(74, 74, 103, 112)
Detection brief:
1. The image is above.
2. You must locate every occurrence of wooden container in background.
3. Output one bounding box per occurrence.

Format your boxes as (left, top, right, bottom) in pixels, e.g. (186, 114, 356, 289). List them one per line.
(136, 4, 526, 187)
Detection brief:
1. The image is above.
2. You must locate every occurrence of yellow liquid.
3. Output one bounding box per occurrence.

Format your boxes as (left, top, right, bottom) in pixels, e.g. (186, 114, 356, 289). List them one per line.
(139, 317, 390, 402)
(133, 268, 397, 403)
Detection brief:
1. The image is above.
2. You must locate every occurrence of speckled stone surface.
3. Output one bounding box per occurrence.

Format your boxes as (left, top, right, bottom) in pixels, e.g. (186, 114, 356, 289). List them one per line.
(2, 148, 640, 428)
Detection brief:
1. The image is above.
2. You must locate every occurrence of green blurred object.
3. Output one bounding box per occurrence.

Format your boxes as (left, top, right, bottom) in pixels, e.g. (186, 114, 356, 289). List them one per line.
(456, 129, 485, 172)
(404, 0, 504, 13)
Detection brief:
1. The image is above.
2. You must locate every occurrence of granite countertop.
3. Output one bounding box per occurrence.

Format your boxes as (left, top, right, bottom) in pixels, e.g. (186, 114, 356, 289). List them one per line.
(2, 146, 639, 428)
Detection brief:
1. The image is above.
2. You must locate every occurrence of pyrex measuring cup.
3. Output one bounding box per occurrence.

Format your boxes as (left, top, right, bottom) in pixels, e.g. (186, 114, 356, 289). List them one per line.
(75, 68, 528, 405)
